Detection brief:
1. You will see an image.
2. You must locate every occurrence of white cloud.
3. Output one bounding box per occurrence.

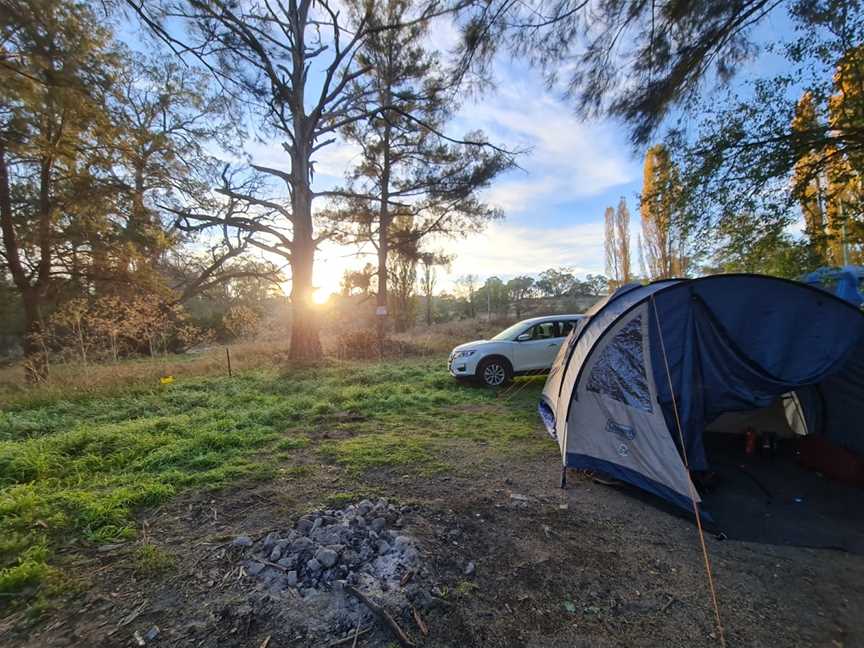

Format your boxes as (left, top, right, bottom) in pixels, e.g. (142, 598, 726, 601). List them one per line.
(456, 81, 638, 213)
(310, 221, 608, 296)
(311, 140, 363, 181)
(425, 14, 462, 54)
(437, 221, 606, 288)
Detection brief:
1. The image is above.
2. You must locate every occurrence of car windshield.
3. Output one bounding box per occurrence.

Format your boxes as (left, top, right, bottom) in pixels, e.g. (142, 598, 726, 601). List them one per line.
(491, 321, 531, 341)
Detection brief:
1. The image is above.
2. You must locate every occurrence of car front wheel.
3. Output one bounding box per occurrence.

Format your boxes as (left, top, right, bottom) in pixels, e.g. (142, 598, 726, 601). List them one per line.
(477, 357, 512, 388)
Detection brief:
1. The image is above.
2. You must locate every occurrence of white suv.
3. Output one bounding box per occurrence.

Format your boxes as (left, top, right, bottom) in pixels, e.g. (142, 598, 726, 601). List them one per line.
(448, 314, 585, 387)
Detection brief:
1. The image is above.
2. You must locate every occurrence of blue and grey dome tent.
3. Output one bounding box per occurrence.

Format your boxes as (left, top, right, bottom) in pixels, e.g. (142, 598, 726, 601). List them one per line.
(539, 274, 864, 515)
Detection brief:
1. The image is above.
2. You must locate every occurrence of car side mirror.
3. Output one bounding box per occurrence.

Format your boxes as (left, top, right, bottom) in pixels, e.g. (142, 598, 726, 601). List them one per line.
(516, 333, 531, 342)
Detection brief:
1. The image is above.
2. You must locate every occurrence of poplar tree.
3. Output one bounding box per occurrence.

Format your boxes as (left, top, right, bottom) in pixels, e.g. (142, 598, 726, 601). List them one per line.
(615, 197, 632, 283)
(791, 92, 828, 262)
(640, 144, 687, 279)
(788, 48, 864, 266)
(825, 46, 864, 264)
(604, 205, 619, 284)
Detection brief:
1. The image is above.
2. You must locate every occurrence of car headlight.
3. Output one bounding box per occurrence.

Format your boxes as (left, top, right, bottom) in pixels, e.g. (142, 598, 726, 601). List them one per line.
(453, 350, 476, 358)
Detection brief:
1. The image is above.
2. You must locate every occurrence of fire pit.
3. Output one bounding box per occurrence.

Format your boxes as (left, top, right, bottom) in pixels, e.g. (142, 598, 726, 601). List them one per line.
(229, 499, 434, 644)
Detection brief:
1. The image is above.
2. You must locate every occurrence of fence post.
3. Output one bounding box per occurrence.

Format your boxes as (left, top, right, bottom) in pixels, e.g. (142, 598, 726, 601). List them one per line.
(226, 347, 232, 377)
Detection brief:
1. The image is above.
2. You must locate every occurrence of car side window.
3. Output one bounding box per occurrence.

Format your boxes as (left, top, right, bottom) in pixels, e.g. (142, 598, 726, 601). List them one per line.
(558, 320, 577, 337)
(530, 322, 556, 339)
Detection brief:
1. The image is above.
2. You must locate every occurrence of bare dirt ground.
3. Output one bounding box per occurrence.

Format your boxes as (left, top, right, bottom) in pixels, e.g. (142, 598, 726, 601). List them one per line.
(6, 438, 862, 648)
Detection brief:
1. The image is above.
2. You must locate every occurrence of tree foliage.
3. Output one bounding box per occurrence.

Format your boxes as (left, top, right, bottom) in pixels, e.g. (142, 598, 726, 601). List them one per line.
(1, 0, 118, 378)
(640, 144, 691, 279)
(457, 0, 797, 144)
(604, 198, 632, 286)
(664, 3, 864, 274)
(0, 1, 275, 375)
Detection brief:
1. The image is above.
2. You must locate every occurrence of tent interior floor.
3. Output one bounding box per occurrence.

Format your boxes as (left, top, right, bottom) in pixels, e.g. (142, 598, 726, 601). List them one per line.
(698, 432, 864, 554)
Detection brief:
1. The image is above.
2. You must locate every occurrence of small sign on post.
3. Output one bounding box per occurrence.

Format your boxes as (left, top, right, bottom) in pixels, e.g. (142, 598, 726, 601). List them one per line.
(375, 306, 387, 316)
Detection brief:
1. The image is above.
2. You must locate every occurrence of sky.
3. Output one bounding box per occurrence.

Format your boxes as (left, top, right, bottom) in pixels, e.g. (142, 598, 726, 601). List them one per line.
(297, 17, 644, 298)
(121, 4, 802, 300)
(305, 61, 641, 297)
(299, 7, 802, 299)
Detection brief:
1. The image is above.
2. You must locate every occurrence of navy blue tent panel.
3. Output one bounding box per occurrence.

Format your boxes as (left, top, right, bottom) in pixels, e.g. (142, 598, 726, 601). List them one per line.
(819, 337, 864, 456)
(648, 275, 864, 470)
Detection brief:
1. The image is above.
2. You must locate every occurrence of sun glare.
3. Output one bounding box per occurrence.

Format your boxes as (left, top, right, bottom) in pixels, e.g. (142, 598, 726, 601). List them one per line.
(312, 289, 330, 305)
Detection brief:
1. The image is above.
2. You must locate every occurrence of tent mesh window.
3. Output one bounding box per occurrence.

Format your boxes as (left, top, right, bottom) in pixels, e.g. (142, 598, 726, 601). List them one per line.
(586, 315, 652, 411)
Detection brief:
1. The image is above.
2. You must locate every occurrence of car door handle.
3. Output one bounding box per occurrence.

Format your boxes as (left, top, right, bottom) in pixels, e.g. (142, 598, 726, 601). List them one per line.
(547, 343, 558, 347)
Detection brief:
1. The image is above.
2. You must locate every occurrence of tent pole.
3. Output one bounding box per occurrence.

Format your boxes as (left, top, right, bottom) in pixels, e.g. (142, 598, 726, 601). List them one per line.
(559, 465, 567, 489)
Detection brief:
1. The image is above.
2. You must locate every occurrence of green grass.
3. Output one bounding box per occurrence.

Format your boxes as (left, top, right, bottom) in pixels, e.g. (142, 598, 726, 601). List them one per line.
(133, 543, 176, 575)
(319, 432, 443, 473)
(0, 357, 548, 610)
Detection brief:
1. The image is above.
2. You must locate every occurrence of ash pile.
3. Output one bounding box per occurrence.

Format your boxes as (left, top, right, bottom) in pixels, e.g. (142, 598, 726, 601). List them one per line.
(229, 499, 440, 642)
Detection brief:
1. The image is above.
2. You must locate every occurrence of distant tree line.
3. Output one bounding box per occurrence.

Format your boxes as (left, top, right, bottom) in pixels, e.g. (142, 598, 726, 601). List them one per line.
(340, 265, 608, 329)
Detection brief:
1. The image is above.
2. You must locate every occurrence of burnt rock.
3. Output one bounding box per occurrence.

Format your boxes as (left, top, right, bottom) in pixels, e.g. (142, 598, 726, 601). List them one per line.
(268, 575, 289, 591)
(321, 569, 336, 583)
(341, 549, 360, 566)
(296, 516, 314, 533)
(316, 548, 338, 568)
(291, 537, 314, 552)
(312, 527, 342, 545)
(376, 540, 391, 555)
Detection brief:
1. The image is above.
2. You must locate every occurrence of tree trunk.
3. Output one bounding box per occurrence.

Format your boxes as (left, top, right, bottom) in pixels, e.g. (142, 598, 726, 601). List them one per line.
(288, 236, 322, 362)
(376, 188, 390, 357)
(21, 288, 48, 382)
(288, 122, 323, 362)
(0, 141, 49, 381)
(376, 87, 393, 359)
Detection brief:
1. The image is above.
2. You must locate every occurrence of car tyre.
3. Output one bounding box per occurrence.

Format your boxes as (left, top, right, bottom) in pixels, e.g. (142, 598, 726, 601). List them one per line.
(477, 357, 512, 388)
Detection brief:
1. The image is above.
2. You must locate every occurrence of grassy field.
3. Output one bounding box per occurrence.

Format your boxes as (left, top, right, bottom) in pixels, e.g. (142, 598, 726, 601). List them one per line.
(4, 349, 863, 647)
(0, 356, 546, 613)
